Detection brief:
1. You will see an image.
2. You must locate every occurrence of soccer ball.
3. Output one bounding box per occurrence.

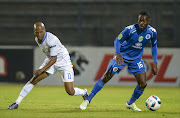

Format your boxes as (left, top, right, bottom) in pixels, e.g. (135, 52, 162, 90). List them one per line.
(145, 95, 161, 111)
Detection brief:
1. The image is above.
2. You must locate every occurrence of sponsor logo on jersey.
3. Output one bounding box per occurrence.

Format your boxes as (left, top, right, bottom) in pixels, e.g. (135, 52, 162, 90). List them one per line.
(145, 34, 151, 40)
(132, 45, 142, 49)
(138, 36, 143, 42)
(113, 67, 118, 72)
(135, 42, 142, 47)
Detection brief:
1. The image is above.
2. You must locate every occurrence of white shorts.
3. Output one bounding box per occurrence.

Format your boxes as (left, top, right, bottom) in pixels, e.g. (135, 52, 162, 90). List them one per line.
(39, 55, 74, 82)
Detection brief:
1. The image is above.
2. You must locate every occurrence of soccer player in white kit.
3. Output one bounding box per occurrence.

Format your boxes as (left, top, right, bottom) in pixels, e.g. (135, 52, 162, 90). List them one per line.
(8, 22, 88, 109)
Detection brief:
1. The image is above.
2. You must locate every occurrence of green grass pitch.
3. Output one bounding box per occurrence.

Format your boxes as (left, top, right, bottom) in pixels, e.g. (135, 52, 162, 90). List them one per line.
(0, 84, 179, 118)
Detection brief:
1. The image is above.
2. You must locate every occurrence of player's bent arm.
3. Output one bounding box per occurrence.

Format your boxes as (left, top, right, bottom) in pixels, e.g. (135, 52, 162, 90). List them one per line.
(151, 45, 158, 63)
(152, 62, 158, 75)
(150, 30, 158, 75)
(34, 56, 57, 76)
(151, 42, 158, 75)
(41, 56, 57, 72)
(151, 40, 158, 75)
(150, 28, 158, 63)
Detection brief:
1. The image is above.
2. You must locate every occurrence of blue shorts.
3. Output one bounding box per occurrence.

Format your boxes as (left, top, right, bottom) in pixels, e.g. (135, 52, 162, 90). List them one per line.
(107, 56, 146, 75)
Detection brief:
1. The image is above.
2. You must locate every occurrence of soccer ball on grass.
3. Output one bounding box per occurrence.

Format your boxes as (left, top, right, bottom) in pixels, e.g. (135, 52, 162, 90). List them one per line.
(145, 95, 161, 111)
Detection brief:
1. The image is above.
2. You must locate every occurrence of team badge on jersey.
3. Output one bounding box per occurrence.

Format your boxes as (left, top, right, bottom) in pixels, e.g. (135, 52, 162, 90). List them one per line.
(145, 34, 151, 40)
(138, 36, 143, 42)
(113, 67, 118, 72)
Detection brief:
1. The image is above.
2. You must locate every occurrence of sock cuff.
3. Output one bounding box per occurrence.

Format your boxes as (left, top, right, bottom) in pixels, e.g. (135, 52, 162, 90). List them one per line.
(136, 85, 144, 92)
(97, 79, 105, 87)
(27, 81, 34, 88)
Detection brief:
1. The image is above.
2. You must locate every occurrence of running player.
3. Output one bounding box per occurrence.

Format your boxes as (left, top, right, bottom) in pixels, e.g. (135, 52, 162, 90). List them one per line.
(80, 11, 158, 111)
(8, 22, 88, 109)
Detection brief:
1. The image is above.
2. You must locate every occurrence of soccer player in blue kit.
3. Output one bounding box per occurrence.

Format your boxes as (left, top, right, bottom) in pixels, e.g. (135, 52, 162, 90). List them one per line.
(80, 11, 158, 111)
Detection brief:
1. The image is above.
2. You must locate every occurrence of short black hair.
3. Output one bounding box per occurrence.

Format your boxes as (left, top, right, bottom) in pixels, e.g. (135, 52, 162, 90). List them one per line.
(139, 11, 150, 19)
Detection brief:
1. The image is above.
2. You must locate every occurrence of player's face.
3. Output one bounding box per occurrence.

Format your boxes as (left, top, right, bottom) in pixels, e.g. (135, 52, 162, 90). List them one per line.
(138, 15, 150, 30)
(34, 26, 46, 43)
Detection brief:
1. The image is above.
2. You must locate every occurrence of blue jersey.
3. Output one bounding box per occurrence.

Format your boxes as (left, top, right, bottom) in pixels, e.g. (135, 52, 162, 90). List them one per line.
(114, 24, 158, 63)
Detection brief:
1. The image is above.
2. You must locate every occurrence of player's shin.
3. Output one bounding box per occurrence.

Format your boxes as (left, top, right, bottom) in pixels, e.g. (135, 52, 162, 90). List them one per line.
(86, 79, 105, 103)
(127, 85, 144, 105)
(16, 81, 34, 105)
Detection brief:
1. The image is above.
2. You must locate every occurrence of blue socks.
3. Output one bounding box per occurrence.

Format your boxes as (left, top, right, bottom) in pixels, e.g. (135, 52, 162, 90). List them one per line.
(128, 85, 144, 105)
(86, 80, 144, 105)
(86, 79, 105, 103)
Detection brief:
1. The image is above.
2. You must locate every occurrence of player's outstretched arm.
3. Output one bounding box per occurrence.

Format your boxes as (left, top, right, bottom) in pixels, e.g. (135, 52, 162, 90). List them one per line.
(152, 63, 158, 75)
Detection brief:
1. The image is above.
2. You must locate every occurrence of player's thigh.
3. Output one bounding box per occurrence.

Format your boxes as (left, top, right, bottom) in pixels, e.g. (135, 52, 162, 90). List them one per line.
(128, 58, 146, 76)
(39, 58, 55, 75)
(104, 58, 126, 82)
(128, 58, 147, 88)
(58, 67, 75, 95)
(107, 57, 126, 74)
(58, 66, 74, 82)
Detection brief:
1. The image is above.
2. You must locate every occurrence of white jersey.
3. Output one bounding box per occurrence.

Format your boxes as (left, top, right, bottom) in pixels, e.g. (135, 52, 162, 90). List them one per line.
(35, 32, 72, 67)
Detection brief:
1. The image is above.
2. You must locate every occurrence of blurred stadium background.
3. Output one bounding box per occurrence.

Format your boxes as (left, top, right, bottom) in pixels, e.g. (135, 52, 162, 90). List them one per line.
(0, 0, 180, 87)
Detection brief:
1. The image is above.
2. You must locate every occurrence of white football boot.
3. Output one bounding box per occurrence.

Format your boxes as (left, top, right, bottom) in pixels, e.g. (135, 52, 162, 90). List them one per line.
(80, 100, 89, 110)
(126, 102, 142, 111)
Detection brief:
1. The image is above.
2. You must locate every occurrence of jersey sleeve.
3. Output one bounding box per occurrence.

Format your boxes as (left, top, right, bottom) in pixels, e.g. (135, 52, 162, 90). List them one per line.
(114, 27, 130, 53)
(48, 38, 58, 57)
(150, 29, 158, 63)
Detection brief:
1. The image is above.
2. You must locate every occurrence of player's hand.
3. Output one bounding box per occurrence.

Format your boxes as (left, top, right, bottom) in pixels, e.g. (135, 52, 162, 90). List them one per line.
(116, 53, 124, 65)
(34, 69, 44, 76)
(152, 63, 158, 75)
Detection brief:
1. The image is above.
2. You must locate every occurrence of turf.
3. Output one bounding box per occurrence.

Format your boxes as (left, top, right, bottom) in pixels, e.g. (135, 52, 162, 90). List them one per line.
(0, 84, 180, 118)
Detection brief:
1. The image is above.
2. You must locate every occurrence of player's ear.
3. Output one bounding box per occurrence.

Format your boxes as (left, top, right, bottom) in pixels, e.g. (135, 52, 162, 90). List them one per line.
(147, 15, 151, 23)
(33, 30, 36, 35)
(137, 15, 140, 22)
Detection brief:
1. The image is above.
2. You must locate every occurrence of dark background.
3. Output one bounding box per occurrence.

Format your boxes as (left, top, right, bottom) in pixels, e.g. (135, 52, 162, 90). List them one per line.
(0, 49, 33, 83)
(0, 0, 179, 47)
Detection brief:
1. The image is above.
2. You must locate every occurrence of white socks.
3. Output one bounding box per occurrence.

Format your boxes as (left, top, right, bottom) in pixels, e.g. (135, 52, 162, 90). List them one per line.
(15, 84, 85, 104)
(74, 87, 85, 96)
(16, 82, 34, 105)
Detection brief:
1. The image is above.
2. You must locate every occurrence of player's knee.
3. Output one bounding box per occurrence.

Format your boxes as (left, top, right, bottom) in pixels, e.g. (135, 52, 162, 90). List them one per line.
(30, 78, 39, 85)
(30, 81, 37, 85)
(102, 71, 113, 83)
(102, 75, 111, 83)
(66, 90, 75, 96)
(139, 83, 147, 88)
(30, 80, 36, 85)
